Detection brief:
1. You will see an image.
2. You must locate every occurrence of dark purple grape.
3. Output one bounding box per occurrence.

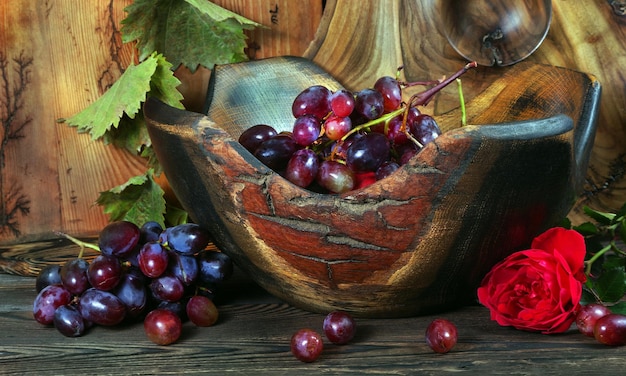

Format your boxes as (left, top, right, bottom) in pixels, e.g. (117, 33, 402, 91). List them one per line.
(33, 285, 72, 325)
(291, 328, 324, 363)
(113, 268, 148, 319)
(78, 288, 126, 326)
(409, 114, 441, 146)
(157, 299, 189, 322)
(167, 252, 199, 286)
(577, 303, 611, 337)
(346, 132, 390, 173)
(167, 223, 211, 255)
(140, 221, 163, 243)
(316, 160, 355, 194)
(197, 250, 234, 285)
(53, 304, 86, 337)
(323, 311, 356, 345)
(98, 221, 141, 258)
(285, 148, 320, 188)
(354, 89, 384, 121)
(238, 124, 277, 153)
(376, 160, 400, 180)
(253, 133, 298, 172)
(60, 258, 91, 295)
(594, 313, 626, 346)
(292, 115, 321, 146)
(292, 85, 331, 120)
(144, 308, 182, 345)
(87, 254, 122, 291)
(330, 89, 355, 117)
(186, 295, 219, 327)
(425, 318, 458, 354)
(324, 114, 352, 141)
(396, 142, 419, 165)
(374, 76, 402, 112)
(139, 242, 170, 278)
(150, 275, 185, 302)
(36, 264, 62, 292)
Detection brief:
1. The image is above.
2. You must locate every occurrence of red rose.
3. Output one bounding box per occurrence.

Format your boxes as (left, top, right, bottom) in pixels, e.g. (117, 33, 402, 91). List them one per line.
(477, 227, 587, 334)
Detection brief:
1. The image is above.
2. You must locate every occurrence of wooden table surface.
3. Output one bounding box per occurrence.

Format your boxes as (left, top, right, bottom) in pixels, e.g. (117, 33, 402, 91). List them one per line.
(1, 271, 625, 376)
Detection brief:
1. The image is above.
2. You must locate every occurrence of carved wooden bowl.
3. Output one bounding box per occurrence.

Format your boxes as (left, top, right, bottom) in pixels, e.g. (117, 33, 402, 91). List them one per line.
(144, 56, 600, 318)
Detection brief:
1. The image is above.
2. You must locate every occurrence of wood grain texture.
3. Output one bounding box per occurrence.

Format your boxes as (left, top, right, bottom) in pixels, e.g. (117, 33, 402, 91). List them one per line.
(0, 0, 143, 245)
(2, 272, 626, 375)
(305, 0, 626, 224)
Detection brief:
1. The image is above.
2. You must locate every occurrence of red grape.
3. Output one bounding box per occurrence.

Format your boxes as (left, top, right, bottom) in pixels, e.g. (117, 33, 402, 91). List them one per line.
(138, 242, 170, 278)
(99, 221, 141, 258)
(316, 160, 355, 193)
(323, 311, 356, 345)
(292, 85, 331, 120)
(374, 76, 402, 112)
(186, 295, 219, 327)
(425, 318, 458, 354)
(144, 308, 182, 346)
(576, 303, 611, 337)
(285, 148, 320, 188)
(346, 132, 390, 173)
(292, 115, 321, 146)
(324, 114, 352, 141)
(409, 114, 441, 146)
(329, 89, 355, 117)
(594, 313, 626, 346)
(87, 254, 122, 291)
(60, 258, 91, 295)
(291, 328, 324, 363)
(33, 284, 72, 325)
(150, 274, 185, 302)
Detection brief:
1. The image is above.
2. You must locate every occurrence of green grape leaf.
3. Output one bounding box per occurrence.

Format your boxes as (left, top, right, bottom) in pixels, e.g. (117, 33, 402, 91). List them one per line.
(103, 112, 150, 154)
(96, 170, 166, 228)
(609, 301, 626, 315)
(592, 268, 626, 303)
(149, 53, 185, 109)
(165, 204, 189, 227)
(583, 206, 616, 225)
(573, 221, 599, 236)
(64, 54, 159, 140)
(121, 0, 261, 72)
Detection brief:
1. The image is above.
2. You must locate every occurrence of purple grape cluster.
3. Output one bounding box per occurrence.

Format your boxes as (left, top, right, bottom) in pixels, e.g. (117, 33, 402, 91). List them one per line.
(239, 63, 477, 194)
(33, 221, 232, 345)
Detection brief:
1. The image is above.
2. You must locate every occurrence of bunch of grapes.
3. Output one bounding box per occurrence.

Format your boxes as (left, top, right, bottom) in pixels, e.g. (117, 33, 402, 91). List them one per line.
(32, 220, 233, 345)
(239, 62, 477, 193)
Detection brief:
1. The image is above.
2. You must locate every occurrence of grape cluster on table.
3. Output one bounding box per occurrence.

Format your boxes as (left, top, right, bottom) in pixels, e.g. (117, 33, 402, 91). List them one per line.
(33, 220, 233, 345)
(239, 71, 458, 194)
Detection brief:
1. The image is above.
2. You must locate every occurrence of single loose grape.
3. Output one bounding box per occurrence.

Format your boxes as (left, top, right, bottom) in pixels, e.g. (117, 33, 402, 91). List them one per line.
(291, 328, 324, 363)
(323, 311, 356, 345)
(594, 313, 626, 346)
(425, 318, 458, 354)
(576, 303, 611, 337)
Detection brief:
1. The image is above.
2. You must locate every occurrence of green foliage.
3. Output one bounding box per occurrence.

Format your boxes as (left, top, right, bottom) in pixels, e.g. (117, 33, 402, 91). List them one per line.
(62, 2, 259, 227)
(121, 0, 261, 73)
(96, 170, 167, 228)
(574, 205, 626, 305)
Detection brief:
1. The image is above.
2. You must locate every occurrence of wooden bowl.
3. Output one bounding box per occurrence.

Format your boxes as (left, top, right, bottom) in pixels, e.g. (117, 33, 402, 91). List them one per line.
(144, 56, 600, 318)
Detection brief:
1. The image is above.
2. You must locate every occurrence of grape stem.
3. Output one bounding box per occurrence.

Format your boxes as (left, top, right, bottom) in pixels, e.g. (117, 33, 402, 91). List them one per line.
(54, 231, 101, 258)
(457, 78, 467, 127)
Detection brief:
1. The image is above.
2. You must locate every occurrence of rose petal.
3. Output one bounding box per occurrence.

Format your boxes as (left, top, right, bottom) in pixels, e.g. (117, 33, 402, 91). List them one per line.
(531, 227, 586, 272)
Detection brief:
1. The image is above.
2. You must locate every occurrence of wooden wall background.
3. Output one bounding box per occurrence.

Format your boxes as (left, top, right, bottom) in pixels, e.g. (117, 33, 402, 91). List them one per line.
(0, 0, 624, 252)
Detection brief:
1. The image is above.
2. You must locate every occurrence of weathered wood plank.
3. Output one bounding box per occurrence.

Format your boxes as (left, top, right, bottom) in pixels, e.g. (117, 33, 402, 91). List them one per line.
(1, 273, 625, 375)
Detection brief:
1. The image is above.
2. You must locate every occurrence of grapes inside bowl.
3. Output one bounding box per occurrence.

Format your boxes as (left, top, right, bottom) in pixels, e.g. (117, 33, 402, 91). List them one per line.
(144, 56, 600, 318)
